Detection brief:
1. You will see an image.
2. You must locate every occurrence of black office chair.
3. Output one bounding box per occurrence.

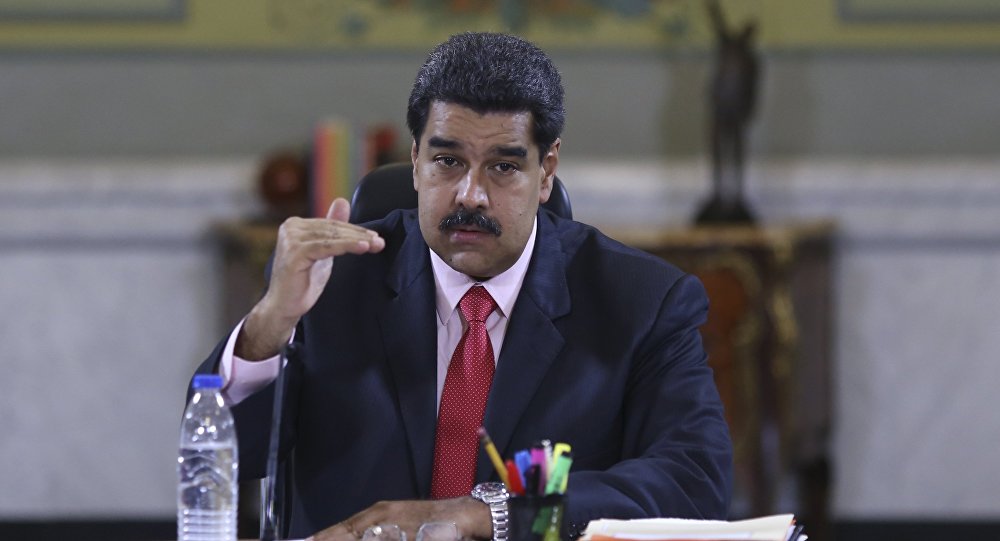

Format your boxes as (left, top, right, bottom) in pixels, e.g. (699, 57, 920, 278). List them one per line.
(349, 162, 572, 223)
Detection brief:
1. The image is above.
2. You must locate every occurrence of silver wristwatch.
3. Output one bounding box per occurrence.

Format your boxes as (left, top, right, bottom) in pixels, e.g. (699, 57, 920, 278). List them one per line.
(471, 482, 510, 541)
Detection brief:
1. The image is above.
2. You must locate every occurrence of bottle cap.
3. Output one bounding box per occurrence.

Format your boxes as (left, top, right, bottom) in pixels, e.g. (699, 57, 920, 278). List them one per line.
(192, 374, 224, 389)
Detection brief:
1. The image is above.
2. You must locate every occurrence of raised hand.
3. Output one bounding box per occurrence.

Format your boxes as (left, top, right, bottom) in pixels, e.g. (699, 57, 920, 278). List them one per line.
(235, 198, 385, 360)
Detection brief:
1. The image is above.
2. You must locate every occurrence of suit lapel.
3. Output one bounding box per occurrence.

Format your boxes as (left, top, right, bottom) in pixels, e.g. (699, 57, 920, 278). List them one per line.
(377, 213, 438, 497)
(478, 212, 571, 481)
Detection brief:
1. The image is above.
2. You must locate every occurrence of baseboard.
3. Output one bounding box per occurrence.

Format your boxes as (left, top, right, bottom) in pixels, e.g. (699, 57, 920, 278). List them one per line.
(0, 519, 174, 541)
(833, 520, 1000, 541)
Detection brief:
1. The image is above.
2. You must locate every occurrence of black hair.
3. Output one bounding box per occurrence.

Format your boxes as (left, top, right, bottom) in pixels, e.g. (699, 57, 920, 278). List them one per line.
(406, 32, 565, 163)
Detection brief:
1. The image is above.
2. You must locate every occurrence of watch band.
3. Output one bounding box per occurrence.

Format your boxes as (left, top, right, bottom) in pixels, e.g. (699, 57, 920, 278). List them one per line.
(471, 482, 510, 541)
(486, 497, 509, 541)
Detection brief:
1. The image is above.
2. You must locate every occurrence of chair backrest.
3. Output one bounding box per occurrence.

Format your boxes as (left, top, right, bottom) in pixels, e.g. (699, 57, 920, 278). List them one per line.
(349, 162, 572, 224)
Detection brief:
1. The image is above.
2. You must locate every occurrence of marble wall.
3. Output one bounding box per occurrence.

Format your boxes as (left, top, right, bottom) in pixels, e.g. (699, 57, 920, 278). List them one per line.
(0, 160, 256, 516)
(1, 157, 998, 519)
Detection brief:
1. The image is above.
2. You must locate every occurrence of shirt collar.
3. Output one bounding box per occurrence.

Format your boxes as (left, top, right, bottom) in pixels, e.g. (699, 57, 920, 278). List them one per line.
(430, 217, 537, 325)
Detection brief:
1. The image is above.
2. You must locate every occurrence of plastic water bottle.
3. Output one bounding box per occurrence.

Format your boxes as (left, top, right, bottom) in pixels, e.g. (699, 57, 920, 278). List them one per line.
(178, 374, 238, 541)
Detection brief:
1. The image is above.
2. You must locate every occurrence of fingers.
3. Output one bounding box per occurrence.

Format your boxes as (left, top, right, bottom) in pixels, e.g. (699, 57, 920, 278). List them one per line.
(327, 197, 351, 222)
(287, 214, 378, 241)
(326, 502, 401, 541)
(308, 197, 383, 257)
(278, 217, 385, 263)
(255, 214, 384, 327)
(312, 499, 478, 541)
(293, 229, 384, 260)
(295, 227, 376, 253)
(307, 520, 358, 541)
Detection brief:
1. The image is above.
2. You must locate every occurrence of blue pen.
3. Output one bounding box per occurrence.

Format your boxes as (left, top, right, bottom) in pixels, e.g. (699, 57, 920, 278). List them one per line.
(514, 450, 532, 486)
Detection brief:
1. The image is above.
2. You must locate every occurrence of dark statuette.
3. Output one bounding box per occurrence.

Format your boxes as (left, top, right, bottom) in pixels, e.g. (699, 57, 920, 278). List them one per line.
(695, 0, 760, 225)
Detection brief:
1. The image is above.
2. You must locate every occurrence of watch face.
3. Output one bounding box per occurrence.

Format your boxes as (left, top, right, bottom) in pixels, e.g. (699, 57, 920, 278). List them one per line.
(473, 482, 509, 502)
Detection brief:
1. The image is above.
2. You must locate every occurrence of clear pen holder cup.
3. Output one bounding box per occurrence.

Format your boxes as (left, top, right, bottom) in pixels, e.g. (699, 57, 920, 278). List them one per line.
(508, 494, 566, 541)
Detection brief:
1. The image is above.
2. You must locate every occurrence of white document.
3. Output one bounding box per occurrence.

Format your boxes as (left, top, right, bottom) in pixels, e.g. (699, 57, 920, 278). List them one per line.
(581, 514, 797, 541)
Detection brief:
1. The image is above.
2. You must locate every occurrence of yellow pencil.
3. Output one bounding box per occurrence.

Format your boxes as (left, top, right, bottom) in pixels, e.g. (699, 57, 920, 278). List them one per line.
(477, 427, 510, 488)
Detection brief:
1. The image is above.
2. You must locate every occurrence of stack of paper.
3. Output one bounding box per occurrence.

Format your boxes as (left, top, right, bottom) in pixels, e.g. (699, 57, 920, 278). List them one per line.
(581, 514, 806, 541)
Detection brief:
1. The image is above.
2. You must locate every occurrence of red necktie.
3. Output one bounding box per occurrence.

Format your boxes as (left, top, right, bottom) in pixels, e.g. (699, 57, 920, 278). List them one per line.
(430, 285, 497, 498)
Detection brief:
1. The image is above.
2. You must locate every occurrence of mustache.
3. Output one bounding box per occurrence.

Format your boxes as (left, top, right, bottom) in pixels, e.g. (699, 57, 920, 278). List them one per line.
(438, 207, 502, 236)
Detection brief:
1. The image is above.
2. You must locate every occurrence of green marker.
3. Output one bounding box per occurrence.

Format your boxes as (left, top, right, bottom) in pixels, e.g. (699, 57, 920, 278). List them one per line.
(545, 453, 573, 495)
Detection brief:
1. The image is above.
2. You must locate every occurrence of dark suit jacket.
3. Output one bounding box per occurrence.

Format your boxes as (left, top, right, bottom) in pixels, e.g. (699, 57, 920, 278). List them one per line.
(197, 208, 732, 539)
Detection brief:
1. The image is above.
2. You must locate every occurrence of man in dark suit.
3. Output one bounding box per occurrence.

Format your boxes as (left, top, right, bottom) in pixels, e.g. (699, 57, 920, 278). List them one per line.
(197, 32, 731, 541)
